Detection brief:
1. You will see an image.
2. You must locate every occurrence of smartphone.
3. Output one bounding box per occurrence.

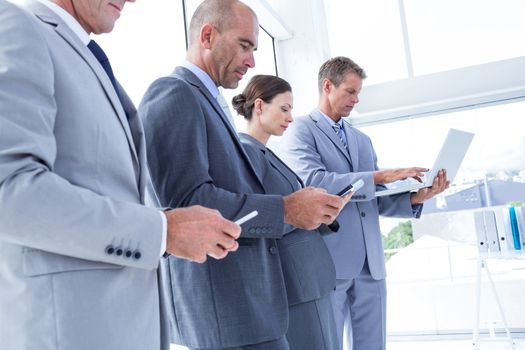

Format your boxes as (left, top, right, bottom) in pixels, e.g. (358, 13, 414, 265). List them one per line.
(336, 179, 364, 197)
(234, 210, 258, 225)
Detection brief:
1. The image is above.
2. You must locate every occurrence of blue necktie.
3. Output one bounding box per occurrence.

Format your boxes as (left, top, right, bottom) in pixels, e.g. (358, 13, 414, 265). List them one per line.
(332, 123, 348, 150)
(87, 40, 120, 100)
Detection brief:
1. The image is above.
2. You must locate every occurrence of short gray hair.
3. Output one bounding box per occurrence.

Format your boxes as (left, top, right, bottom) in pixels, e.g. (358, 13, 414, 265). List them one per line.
(318, 56, 367, 93)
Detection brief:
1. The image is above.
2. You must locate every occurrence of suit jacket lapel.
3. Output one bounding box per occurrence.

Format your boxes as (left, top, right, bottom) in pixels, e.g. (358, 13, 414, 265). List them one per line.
(117, 83, 148, 201)
(27, 1, 140, 168)
(174, 68, 239, 140)
(309, 110, 352, 164)
(174, 67, 266, 190)
(342, 119, 359, 170)
(266, 148, 304, 190)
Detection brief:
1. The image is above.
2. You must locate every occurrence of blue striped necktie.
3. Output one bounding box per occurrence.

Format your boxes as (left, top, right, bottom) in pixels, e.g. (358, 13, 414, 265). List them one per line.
(332, 123, 348, 150)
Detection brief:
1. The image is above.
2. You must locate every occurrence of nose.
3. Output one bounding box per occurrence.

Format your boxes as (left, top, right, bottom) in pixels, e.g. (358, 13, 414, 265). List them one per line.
(287, 114, 294, 123)
(245, 51, 255, 69)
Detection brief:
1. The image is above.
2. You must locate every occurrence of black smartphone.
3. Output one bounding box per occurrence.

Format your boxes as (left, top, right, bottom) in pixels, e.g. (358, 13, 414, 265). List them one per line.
(336, 184, 354, 197)
(336, 179, 364, 197)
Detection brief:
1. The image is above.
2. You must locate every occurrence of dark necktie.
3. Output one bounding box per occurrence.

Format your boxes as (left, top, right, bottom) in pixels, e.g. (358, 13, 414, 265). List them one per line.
(87, 40, 120, 100)
(88, 40, 131, 120)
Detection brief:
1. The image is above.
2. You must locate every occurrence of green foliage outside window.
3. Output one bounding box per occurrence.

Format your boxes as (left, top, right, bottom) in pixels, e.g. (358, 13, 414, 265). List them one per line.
(383, 220, 414, 260)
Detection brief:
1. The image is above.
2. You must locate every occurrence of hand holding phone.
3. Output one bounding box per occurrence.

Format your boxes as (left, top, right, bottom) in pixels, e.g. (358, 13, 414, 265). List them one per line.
(336, 179, 364, 197)
(327, 179, 365, 233)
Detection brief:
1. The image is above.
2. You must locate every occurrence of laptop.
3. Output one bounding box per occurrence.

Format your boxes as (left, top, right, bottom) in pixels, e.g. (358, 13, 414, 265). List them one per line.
(375, 128, 475, 197)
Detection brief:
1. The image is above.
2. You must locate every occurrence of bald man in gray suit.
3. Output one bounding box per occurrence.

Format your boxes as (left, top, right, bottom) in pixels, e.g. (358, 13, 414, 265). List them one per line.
(0, 1, 240, 349)
(140, 1, 345, 349)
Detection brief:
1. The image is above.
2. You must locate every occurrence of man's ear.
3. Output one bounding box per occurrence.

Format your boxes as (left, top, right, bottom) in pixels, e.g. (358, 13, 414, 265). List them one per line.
(322, 79, 332, 93)
(200, 24, 214, 49)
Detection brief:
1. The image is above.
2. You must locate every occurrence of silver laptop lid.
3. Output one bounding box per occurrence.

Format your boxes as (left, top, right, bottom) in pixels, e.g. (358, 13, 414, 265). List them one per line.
(375, 128, 474, 197)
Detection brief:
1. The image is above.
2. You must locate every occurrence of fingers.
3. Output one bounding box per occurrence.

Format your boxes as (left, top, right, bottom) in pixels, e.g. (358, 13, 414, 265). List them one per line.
(215, 232, 239, 252)
(411, 175, 424, 183)
(220, 219, 242, 240)
(432, 169, 448, 193)
(283, 188, 346, 230)
(342, 192, 353, 205)
(206, 244, 228, 260)
(165, 206, 241, 263)
(323, 192, 345, 209)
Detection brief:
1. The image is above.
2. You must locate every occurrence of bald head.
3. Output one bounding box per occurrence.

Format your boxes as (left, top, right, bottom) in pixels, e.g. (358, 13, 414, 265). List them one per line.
(188, 0, 256, 47)
(186, 0, 259, 89)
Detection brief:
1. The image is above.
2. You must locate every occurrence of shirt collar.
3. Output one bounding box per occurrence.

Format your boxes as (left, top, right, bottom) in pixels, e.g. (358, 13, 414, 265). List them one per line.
(318, 109, 344, 128)
(37, 0, 90, 45)
(181, 60, 219, 99)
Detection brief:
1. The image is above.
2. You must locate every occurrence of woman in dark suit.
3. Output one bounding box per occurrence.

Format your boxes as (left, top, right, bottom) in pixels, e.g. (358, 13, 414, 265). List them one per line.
(233, 75, 350, 350)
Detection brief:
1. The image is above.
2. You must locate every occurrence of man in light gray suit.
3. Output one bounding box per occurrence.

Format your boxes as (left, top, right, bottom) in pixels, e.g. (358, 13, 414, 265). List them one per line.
(0, 0, 241, 349)
(278, 56, 448, 350)
(139, 1, 345, 349)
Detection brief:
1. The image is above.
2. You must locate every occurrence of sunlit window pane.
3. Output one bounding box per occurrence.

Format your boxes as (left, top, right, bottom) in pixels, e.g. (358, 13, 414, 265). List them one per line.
(324, 0, 408, 85)
(96, 0, 186, 105)
(359, 101, 525, 336)
(405, 0, 525, 75)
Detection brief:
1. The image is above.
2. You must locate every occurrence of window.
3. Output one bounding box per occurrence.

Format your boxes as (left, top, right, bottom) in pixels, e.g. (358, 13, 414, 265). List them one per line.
(324, 0, 525, 124)
(324, 0, 408, 85)
(405, 0, 525, 75)
(359, 101, 525, 336)
(96, 0, 187, 105)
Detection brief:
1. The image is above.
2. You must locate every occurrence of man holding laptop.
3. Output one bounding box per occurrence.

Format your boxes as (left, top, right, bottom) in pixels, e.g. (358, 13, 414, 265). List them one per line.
(278, 56, 450, 350)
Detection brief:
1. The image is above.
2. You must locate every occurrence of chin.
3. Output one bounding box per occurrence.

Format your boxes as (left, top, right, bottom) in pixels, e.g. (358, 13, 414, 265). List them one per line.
(222, 81, 238, 89)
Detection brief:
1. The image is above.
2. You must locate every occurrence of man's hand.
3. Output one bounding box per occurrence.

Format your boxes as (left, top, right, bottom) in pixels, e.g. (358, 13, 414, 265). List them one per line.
(373, 167, 429, 184)
(283, 187, 345, 230)
(411, 169, 449, 204)
(165, 206, 241, 263)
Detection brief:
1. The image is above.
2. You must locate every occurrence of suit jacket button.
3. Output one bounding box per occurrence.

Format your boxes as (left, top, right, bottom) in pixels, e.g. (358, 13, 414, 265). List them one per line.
(133, 250, 142, 260)
(249, 228, 256, 234)
(255, 228, 262, 234)
(115, 247, 123, 256)
(361, 212, 366, 217)
(105, 245, 115, 255)
(124, 250, 133, 258)
(269, 246, 278, 255)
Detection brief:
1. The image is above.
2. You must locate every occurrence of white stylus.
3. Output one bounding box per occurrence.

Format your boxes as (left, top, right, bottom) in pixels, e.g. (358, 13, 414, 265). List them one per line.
(235, 210, 258, 225)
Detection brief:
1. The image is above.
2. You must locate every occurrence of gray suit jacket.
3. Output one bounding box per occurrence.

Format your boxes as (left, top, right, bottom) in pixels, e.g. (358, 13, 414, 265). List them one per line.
(239, 133, 336, 306)
(0, 1, 167, 349)
(140, 67, 289, 348)
(278, 109, 422, 280)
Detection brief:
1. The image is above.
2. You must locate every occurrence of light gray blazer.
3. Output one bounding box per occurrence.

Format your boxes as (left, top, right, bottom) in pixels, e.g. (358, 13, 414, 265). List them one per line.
(278, 109, 422, 280)
(0, 1, 167, 349)
(140, 67, 289, 349)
